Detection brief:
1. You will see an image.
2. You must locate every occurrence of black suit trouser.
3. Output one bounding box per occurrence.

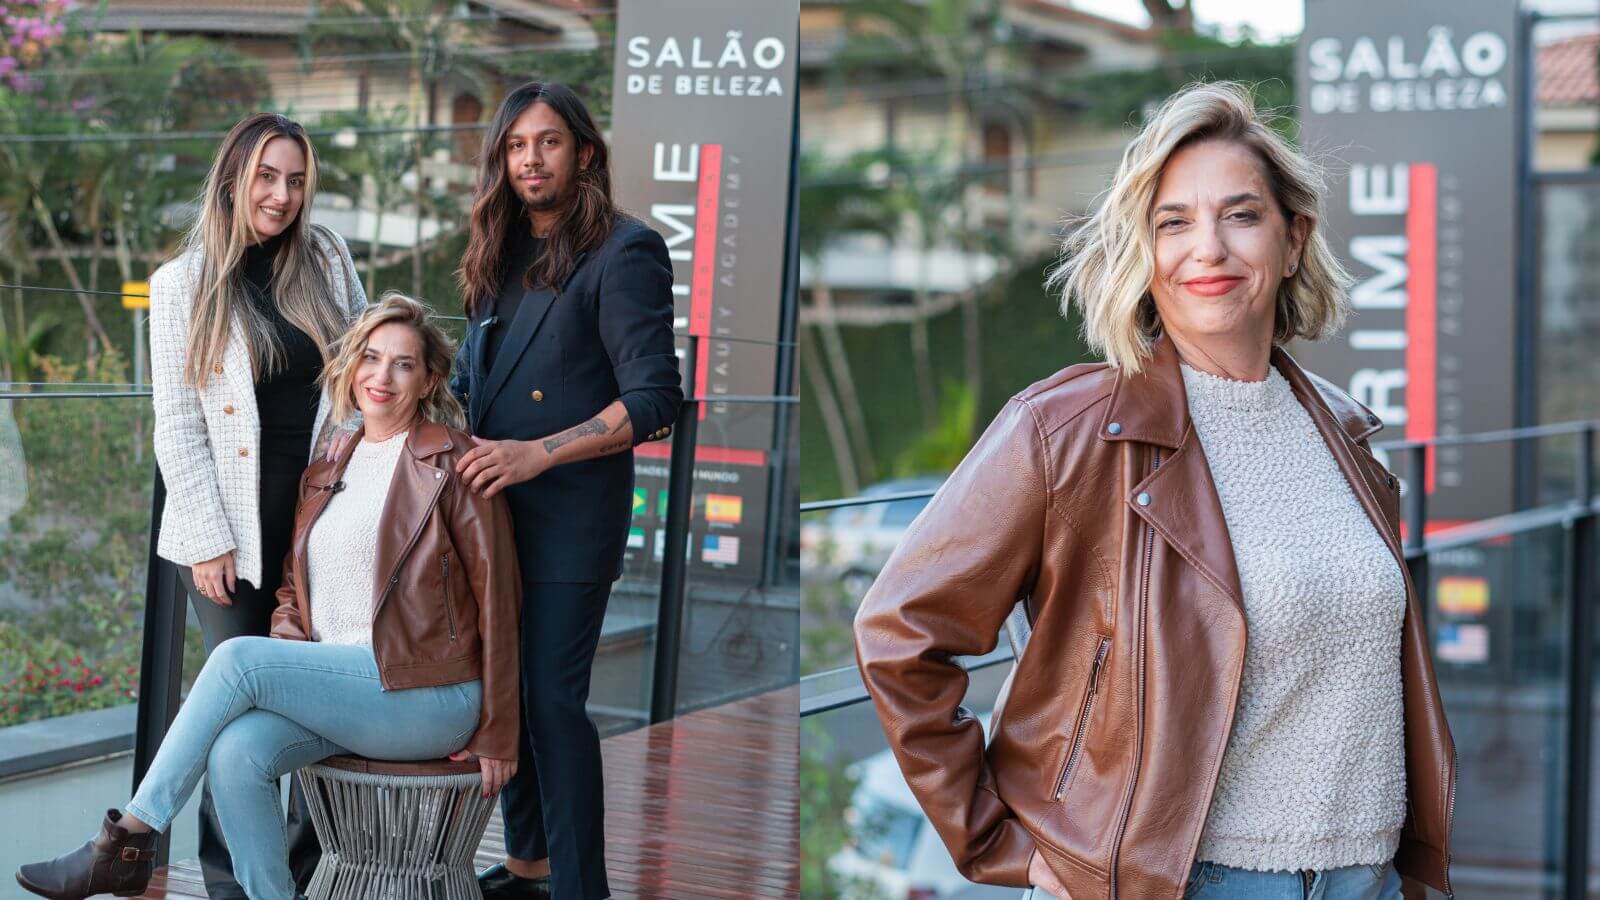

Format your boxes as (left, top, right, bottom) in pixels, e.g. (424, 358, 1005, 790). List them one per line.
(498, 579, 611, 900)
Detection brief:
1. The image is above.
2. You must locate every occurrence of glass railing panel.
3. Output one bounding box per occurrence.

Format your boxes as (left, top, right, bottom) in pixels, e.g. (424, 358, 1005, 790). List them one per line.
(801, 488, 940, 679)
(0, 392, 207, 876)
(1431, 524, 1571, 898)
(802, 662, 1012, 900)
(673, 395, 800, 715)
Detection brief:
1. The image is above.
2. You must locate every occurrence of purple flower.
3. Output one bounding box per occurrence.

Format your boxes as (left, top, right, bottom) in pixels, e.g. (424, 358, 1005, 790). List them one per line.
(0, 57, 16, 76)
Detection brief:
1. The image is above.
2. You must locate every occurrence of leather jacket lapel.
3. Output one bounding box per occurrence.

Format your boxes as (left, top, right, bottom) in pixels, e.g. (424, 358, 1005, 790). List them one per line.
(370, 426, 453, 616)
(287, 431, 363, 636)
(1129, 426, 1246, 608)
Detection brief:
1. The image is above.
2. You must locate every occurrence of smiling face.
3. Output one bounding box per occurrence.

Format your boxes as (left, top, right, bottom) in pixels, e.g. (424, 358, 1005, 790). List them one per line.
(245, 135, 307, 242)
(503, 100, 591, 223)
(354, 322, 434, 433)
(1147, 139, 1307, 354)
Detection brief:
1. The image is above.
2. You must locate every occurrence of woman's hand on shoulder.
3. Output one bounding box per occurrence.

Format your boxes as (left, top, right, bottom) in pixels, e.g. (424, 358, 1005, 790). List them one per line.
(449, 748, 517, 798)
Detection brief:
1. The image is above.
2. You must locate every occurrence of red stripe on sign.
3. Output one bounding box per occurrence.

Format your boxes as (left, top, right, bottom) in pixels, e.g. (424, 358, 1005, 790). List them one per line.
(691, 145, 722, 422)
(634, 443, 767, 467)
(1405, 162, 1437, 495)
(1399, 520, 1506, 546)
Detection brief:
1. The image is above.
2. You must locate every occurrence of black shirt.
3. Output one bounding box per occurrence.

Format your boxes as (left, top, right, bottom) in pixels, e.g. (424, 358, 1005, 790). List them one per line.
(243, 232, 323, 468)
(484, 228, 546, 374)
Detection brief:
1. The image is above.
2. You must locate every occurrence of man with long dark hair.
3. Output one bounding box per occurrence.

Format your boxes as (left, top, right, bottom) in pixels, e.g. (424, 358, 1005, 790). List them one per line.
(449, 81, 681, 900)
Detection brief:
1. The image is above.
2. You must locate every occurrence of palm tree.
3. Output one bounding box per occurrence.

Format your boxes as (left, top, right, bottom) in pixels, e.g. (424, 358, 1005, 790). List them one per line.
(317, 106, 420, 298)
(836, 0, 1016, 429)
(306, 1, 498, 298)
(798, 149, 905, 485)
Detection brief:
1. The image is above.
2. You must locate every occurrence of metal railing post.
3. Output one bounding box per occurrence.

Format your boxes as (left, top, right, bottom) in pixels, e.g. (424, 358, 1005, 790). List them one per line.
(650, 336, 700, 724)
(1404, 444, 1432, 633)
(131, 473, 187, 869)
(1565, 423, 1596, 900)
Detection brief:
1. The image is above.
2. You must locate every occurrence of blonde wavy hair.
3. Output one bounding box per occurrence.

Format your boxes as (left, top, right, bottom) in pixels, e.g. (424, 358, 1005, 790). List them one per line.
(1046, 81, 1352, 374)
(321, 292, 466, 431)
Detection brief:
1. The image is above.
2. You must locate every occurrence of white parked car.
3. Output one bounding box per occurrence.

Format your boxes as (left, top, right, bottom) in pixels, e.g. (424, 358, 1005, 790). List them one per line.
(828, 714, 1015, 900)
(800, 477, 942, 597)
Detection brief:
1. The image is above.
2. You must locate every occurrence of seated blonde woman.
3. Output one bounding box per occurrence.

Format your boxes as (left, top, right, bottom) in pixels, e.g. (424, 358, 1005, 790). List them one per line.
(16, 293, 521, 900)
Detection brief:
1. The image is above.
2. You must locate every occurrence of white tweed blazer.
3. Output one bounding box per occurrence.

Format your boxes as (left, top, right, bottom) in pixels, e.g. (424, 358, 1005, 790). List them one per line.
(150, 226, 368, 587)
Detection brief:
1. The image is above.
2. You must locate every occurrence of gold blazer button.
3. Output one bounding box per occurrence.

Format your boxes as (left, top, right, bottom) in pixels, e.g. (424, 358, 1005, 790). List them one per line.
(532, 390, 544, 402)
(223, 405, 234, 415)
(238, 447, 249, 457)
(213, 364, 224, 375)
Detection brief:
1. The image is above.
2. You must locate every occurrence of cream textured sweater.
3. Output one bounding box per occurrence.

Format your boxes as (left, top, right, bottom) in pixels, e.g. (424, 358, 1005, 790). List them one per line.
(1181, 363, 1407, 873)
(306, 431, 407, 647)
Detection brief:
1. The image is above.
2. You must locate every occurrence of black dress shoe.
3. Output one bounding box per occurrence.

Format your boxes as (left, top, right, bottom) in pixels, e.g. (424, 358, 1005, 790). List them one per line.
(479, 863, 553, 899)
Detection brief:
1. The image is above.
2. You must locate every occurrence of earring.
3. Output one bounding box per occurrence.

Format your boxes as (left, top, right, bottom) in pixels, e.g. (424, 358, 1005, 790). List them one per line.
(1288, 262, 1298, 275)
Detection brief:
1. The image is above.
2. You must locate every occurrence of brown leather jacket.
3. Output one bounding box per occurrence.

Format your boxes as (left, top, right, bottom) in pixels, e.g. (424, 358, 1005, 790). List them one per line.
(854, 335, 1455, 899)
(270, 420, 522, 761)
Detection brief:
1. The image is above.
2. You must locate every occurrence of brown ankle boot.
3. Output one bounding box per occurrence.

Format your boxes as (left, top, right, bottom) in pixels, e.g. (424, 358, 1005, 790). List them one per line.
(14, 809, 158, 899)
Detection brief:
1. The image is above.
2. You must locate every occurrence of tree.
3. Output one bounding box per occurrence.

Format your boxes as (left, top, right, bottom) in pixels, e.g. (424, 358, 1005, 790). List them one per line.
(0, 10, 264, 369)
(1142, 0, 1195, 38)
(306, 0, 501, 299)
(799, 149, 903, 486)
(317, 106, 422, 298)
(1054, 31, 1295, 133)
(834, 0, 1016, 431)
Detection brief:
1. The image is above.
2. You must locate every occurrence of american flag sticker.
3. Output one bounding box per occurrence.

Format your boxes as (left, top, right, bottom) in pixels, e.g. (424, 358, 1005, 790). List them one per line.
(1436, 623, 1488, 664)
(702, 534, 740, 565)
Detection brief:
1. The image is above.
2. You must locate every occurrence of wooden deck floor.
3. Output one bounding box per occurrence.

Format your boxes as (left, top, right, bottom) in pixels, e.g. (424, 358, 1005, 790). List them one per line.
(136, 687, 798, 899)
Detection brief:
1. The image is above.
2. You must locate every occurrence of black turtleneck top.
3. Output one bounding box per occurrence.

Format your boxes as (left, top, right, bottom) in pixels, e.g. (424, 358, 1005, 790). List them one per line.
(242, 232, 323, 467)
(484, 227, 546, 373)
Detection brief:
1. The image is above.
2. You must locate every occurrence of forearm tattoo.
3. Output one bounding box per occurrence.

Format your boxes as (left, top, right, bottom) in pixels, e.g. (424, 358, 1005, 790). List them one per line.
(542, 411, 631, 455)
(544, 417, 608, 453)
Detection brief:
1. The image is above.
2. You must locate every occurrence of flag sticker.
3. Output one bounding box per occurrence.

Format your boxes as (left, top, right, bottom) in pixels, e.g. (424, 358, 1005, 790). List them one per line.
(1437, 576, 1488, 615)
(627, 527, 646, 550)
(705, 493, 743, 525)
(1436, 623, 1488, 664)
(632, 488, 647, 516)
(702, 534, 740, 565)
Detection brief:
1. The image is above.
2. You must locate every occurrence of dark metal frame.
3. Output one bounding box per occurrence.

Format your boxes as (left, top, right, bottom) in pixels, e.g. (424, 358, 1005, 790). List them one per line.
(800, 420, 1600, 897)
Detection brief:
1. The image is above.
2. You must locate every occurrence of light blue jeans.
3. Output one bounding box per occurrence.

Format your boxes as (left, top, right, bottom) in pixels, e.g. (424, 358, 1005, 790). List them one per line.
(1027, 859, 1403, 899)
(124, 636, 481, 900)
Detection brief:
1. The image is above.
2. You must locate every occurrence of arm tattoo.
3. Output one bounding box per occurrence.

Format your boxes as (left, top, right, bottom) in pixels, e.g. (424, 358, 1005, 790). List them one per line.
(544, 417, 608, 454)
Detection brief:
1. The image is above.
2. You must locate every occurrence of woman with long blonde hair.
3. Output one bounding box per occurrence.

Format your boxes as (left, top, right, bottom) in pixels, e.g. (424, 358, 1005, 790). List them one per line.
(17, 294, 522, 900)
(145, 112, 364, 896)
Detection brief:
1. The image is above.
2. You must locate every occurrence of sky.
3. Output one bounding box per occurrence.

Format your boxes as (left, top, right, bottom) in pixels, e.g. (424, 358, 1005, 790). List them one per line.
(1072, 0, 1305, 43)
(1072, 0, 1600, 43)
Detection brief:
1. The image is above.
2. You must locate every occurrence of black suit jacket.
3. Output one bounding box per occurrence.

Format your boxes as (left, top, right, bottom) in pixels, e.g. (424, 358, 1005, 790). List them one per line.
(451, 216, 682, 583)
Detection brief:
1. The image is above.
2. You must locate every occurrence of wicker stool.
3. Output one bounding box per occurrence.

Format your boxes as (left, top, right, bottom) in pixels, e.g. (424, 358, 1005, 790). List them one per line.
(295, 755, 496, 900)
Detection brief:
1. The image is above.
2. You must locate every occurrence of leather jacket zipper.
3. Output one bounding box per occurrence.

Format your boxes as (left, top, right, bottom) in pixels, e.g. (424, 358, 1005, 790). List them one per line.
(440, 554, 457, 641)
(1055, 636, 1112, 800)
(372, 471, 447, 626)
(1110, 447, 1160, 897)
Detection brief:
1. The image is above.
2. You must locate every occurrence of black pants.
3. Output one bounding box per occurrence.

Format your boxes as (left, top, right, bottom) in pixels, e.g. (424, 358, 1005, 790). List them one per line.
(498, 580, 612, 900)
(176, 464, 320, 899)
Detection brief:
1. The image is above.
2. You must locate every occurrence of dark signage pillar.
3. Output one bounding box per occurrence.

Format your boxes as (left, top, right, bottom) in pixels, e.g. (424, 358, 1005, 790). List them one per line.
(1296, 1, 1519, 525)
